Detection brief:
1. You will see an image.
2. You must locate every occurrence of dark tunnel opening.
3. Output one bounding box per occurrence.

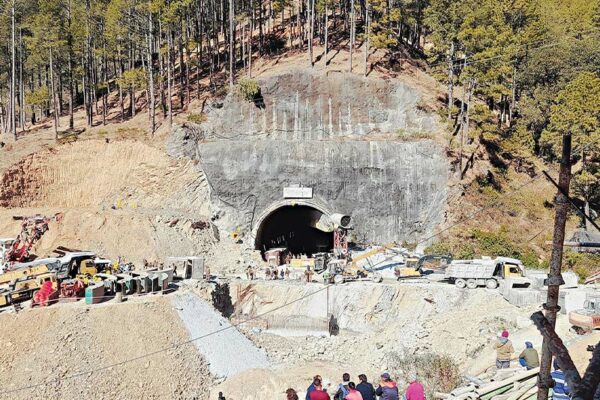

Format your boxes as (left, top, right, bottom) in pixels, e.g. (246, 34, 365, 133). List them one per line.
(255, 205, 334, 259)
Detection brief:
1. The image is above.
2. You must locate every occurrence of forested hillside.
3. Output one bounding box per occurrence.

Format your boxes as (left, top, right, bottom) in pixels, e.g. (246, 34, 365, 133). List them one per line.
(0, 0, 598, 271)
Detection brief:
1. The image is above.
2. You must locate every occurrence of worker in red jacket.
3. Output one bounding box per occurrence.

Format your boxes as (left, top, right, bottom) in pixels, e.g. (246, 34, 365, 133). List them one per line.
(309, 378, 330, 400)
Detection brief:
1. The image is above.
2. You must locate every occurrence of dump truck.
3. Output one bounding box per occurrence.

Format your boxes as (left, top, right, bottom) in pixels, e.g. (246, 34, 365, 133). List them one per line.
(569, 296, 600, 334)
(445, 256, 531, 289)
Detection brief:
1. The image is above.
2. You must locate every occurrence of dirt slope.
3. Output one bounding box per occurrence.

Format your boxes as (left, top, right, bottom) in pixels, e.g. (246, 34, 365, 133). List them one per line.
(0, 295, 211, 400)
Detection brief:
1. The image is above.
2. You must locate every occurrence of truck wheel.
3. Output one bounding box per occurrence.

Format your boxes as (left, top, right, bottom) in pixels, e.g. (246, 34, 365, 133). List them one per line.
(466, 279, 478, 289)
(485, 279, 498, 289)
(455, 279, 467, 289)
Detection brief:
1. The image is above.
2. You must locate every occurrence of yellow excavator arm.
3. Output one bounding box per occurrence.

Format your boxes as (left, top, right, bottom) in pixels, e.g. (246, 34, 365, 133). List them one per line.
(349, 242, 398, 271)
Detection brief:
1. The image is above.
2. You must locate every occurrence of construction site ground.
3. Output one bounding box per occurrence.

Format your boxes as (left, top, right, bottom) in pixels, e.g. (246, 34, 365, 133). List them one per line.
(1, 276, 598, 400)
(0, 51, 597, 399)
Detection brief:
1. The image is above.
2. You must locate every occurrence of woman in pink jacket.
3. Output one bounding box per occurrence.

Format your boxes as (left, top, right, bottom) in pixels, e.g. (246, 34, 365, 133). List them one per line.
(345, 382, 364, 400)
(405, 373, 426, 400)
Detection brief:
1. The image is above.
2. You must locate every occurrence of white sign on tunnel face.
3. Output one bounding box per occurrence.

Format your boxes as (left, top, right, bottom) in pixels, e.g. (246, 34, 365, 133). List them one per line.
(283, 186, 313, 199)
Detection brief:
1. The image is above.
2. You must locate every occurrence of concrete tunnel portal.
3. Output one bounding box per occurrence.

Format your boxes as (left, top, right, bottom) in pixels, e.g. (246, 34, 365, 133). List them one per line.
(254, 205, 334, 258)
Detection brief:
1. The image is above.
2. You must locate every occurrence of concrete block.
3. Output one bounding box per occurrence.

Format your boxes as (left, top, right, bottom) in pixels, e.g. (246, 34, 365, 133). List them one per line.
(563, 290, 587, 314)
(191, 258, 205, 280)
(501, 287, 545, 307)
(85, 283, 105, 305)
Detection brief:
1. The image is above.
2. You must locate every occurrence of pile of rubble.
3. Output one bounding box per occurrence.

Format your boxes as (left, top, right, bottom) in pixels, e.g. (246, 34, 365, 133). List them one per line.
(435, 368, 539, 400)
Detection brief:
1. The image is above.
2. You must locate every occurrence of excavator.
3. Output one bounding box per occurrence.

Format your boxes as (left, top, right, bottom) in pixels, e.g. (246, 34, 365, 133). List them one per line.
(395, 254, 452, 280)
(325, 242, 452, 284)
(1, 214, 61, 272)
(325, 243, 404, 283)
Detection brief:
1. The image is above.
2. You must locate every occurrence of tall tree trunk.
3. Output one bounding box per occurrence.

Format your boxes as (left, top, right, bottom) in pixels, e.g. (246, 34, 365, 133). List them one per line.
(509, 64, 516, 126)
(158, 20, 167, 117)
(447, 42, 454, 121)
(364, 1, 369, 77)
(324, 0, 328, 65)
(350, 0, 355, 72)
(68, 0, 74, 130)
(249, 5, 255, 77)
(49, 48, 59, 137)
(229, 0, 234, 87)
(167, 29, 174, 127)
(85, 0, 94, 127)
(309, 0, 314, 66)
(10, 0, 16, 140)
(147, 11, 156, 134)
(118, 44, 125, 122)
(19, 28, 25, 132)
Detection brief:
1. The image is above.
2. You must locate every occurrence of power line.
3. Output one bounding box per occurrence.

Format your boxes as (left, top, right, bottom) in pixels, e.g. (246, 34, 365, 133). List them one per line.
(0, 283, 332, 396)
(5, 126, 600, 398)
(0, 173, 543, 396)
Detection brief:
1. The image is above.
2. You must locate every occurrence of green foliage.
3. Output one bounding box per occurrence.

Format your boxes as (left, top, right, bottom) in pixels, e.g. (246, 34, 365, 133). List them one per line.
(237, 78, 261, 102)
(368, 0, 401, 50)
(425, 227, 543, 268)
(25, 85, 50, 106)
(540, 72, 600, 156)
(396, 129, 434, 141)
(187, 113, 207, 124)
(118, 68, 147, 89)
(564, 251, 600, 282)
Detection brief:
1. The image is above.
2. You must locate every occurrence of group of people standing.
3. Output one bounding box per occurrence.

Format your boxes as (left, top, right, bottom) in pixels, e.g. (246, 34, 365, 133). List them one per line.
(285, 372, 425, 400)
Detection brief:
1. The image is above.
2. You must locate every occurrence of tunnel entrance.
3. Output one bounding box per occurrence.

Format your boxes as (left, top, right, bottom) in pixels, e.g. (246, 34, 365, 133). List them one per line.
(255, 205, 333, 258)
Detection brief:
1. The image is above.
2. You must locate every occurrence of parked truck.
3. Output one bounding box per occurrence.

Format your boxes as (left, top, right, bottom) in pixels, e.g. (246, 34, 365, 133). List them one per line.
(569, 296, 600, 334)
(445, 256, 531, 289)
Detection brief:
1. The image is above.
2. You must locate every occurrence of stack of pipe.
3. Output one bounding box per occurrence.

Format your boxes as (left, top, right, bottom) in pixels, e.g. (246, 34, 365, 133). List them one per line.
(434, 367, 540, 400)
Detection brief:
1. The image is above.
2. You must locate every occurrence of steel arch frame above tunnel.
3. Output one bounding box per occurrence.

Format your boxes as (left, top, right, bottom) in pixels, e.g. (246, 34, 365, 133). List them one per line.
(251, 199, 334, 257)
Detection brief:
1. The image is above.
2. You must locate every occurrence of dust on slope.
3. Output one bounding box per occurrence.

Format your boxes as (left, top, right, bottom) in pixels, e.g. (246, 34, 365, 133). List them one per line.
(0, 296, 212, 400)
(0, 137, 223, 265)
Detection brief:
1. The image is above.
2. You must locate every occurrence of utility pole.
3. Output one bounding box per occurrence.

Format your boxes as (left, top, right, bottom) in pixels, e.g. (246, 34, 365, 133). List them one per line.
(537, 133, 572, 400)
(228, 0, 234, 88)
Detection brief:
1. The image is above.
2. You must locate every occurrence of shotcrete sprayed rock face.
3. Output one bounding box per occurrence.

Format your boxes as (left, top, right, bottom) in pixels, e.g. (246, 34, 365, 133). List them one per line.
(168, 69, 449, 251)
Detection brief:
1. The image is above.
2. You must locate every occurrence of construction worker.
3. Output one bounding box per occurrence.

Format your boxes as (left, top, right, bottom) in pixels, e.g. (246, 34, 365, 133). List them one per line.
(551, 360, 570, 400)
(246, 265, 255, 280)
(375, 373, 399, 400)
(309, 378, 331, 400)
(495, 330, 514, 369)
(518, 341, 539, 370)
(405, 373, 425, 400)
(356, 374, 376, 400)
(306, 375, 322, 400)
(218, 392, 226, 400)
(305, 266, 314, 283)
